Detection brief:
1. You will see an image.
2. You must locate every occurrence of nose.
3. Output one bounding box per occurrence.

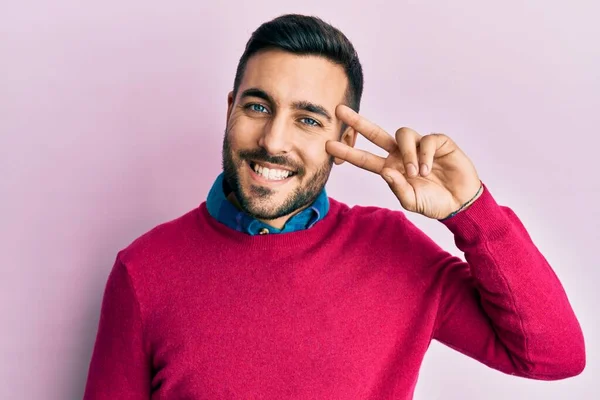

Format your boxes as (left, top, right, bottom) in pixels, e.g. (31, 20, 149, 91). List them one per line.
(257, 114, 293, 155)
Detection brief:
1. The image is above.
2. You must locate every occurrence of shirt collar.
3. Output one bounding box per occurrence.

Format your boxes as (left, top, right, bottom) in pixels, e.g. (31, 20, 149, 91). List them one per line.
(206, 172, 329, 235)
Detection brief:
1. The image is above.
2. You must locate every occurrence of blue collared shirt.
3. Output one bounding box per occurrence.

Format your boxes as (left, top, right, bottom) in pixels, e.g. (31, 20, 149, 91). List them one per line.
(205, 173, 330, 235)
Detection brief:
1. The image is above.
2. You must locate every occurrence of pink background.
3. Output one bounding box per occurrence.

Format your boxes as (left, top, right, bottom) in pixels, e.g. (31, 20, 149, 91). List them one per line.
(1, 1, 598, 398)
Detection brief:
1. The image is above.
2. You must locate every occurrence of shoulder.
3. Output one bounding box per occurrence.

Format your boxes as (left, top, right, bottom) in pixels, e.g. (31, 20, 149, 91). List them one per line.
(117, 206, 201, 269)
(329, 197, 409, 227)
(328, 197, 438, 247)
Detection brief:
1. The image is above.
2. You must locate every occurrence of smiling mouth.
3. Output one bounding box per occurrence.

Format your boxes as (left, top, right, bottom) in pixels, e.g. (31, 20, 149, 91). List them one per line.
(249, 161, 298, 181)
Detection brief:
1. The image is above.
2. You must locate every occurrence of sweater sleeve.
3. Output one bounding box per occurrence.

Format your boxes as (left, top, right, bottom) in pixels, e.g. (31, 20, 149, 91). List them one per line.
(83, 254, 152, 399)
(431, 183, 585, 380)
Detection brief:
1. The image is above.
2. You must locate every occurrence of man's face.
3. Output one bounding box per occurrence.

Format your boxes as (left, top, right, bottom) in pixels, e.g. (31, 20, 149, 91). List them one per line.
(222, 49, 356, 223)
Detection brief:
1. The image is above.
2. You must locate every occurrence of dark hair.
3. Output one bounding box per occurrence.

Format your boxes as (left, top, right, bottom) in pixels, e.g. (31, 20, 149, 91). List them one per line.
(232, 14, 364, 113)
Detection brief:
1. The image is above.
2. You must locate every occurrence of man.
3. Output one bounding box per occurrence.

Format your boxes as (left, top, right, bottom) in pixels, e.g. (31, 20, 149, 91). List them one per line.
(83, 14, 585, 399)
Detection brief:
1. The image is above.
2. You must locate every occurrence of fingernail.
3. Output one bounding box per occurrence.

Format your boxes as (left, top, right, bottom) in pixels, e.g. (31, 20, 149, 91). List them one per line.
(420, 163, 428, 176)
(384, 174, 394, 184)
(407, 163, 417, 177)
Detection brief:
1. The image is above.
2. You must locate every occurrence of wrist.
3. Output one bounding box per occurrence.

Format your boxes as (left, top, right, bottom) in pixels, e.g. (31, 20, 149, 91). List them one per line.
(460, 185, 484, 212)
(439, 181, 484, 221)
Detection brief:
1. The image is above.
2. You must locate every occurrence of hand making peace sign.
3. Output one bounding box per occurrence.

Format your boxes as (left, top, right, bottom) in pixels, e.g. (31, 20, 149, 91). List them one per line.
(326, 105, 484, 220)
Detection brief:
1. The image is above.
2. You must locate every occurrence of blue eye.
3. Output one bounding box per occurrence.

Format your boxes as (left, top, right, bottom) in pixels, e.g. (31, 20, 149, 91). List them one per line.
(248, 104, 268, 113)
(300, 117, 320, 127)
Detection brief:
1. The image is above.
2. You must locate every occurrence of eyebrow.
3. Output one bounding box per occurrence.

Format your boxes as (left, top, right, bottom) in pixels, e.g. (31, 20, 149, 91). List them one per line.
(240, 88, 274, 105)
(292, 100, 332, 123)
(240, 87, 333, 123)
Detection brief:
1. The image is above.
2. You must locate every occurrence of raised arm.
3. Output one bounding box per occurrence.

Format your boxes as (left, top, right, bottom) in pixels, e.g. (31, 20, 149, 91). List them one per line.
(326, 104, 585, 378)
(428, 186, 586, 378)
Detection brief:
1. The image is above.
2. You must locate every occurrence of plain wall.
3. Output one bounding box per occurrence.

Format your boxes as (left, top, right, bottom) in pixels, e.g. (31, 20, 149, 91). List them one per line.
(1, 0, 598, 398)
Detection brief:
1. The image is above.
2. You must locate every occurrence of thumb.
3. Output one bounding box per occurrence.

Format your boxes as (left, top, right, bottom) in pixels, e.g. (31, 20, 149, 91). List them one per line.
(381, 168, 414, 209)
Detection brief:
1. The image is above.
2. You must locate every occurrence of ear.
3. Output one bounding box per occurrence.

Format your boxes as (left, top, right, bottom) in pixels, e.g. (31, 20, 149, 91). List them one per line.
(226, 91, 235, 124)
(333, 125, 358, 165)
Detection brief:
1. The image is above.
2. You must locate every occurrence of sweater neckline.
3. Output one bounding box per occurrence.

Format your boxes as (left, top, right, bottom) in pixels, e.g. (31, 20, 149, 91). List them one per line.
(197, 199, 344, 251)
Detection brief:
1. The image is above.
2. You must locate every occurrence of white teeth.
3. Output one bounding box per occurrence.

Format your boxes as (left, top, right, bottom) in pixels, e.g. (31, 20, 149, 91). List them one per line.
(252, 163, 293, 180)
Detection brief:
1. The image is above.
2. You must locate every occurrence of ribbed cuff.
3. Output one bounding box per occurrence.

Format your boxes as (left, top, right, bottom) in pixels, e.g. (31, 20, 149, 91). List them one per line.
(439, 182, 512, 244)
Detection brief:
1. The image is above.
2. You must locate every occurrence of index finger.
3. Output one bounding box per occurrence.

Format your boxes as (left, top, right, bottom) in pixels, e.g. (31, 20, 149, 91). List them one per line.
(325, 140, 386, 174)
(336, 104, 397, 153)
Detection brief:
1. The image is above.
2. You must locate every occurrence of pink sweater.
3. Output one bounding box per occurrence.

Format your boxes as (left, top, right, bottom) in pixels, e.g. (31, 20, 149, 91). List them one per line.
(83, 184, 585, 399)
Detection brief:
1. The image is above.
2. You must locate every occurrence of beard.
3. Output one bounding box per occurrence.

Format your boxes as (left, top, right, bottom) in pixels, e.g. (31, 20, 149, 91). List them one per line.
(221, 130, 333, 221)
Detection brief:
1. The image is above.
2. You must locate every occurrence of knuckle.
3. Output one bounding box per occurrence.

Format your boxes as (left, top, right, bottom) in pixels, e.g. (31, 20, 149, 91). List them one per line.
(358, 152, 368, 167)
(431, 132, 449, 142)
(395, 127, 411, 136)
(366, 129, 378, 141)
(342, 147, 351, 160)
